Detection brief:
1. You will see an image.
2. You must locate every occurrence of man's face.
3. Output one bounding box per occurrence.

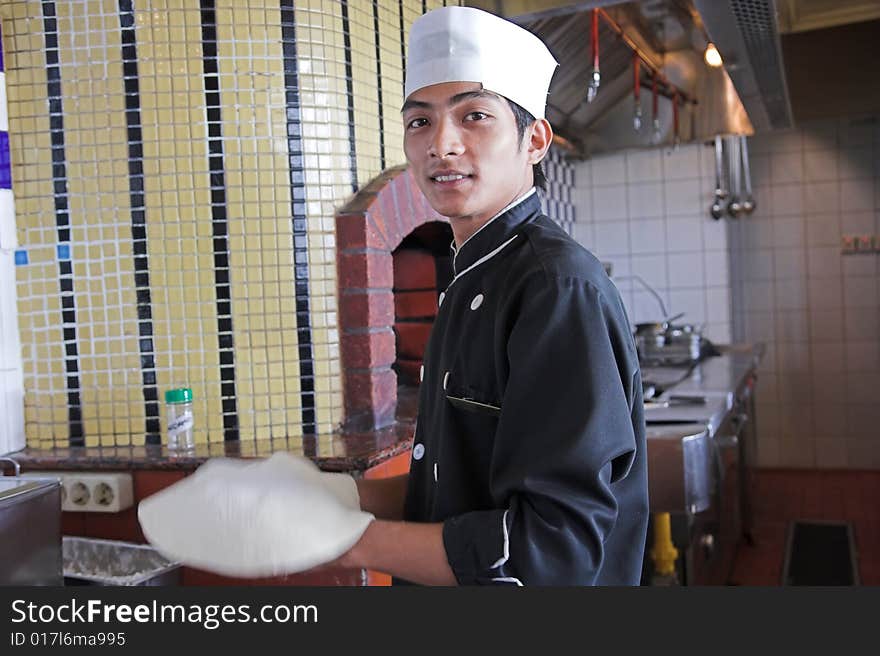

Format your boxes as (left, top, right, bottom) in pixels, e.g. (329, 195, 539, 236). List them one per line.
(402, 81, 533, 230)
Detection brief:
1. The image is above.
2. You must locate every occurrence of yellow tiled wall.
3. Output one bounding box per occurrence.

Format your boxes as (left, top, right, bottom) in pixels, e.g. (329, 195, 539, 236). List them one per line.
(2, 0, 456, 448)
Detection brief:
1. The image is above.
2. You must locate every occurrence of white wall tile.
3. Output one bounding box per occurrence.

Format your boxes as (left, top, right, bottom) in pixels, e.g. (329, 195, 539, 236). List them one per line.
(809, 308, 843, 342)
(806, 247, 842, 278)
(807, 276, 843, 309)
(838, 147, 874, 180)
(591, 154, 626, 185)
(771, 150, 804, 184)
(593, 221, 630, 256)
(769, 183, 804, 216)
(664, 179, 704, 216)
(626, 149, 663, 183)
(845, 373, 880, 405)
(743, 281, 775, 311)
(667, 289, 706, 323)
(804, 149, 838, 182)
(630, 289, 668, 324)
(840, 210, 874, 234)
(749, 154, 771, 186)
(813, 432, 847, 469)
(845, 340, 879, 373)
(813, 403, 846, 437)
(772, 216, 806, 250)
(703, 217, 727, 250)
(846, 439, 880, 469)
(662, 144, 702, 180)
(741, 248, 775, 280)
(773, 248, 807, 280)
(745, 311, 775, 343)
(592, 184, 628, 221)
(843, 276, 878, 308)
(775, 278, 807, 310)
(812, 372, 847, 405)
(767, 129, 804, 153)
(666, 216, 704, 252)
(705, 287, 730, 324)
(803, 181, 839, 214)
(666, 253, 701, 289)
(775, 309, 810, 343)
(571, 222, 594, 249)
(629, 219, 666, 255)
(703, 250, 729, 287)
(627, 182, 663, 220)
(840, 179, 874, 212)
(805, 214, 840, 247)
(630, 254, 668, 288)
(842, 255, 877, 278)
(703, 322, 731, 344)
(844, 306, 880, 341)
(811, 341, 845, 374)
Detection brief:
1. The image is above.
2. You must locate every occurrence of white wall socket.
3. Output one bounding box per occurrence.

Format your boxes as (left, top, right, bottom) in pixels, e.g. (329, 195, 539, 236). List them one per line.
(21, 471, 134, 513)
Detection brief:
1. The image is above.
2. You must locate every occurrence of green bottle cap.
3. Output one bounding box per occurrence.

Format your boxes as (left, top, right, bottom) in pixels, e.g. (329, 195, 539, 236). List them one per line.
(165, 388, 193, 404)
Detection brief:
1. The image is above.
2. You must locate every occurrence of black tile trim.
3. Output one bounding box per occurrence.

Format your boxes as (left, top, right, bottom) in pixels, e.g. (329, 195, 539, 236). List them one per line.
(118, 0, 161, 445)
(200, 0, 239, 441)
(41, 0, 84, 446)
(398, 0, 406, 96)
(280, 0, 316, 438)
(340, 0, 358, 192)
(372, 0, 386, 170)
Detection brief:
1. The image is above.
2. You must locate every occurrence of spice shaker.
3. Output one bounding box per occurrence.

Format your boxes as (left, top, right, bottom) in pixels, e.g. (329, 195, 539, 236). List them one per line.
(165, 387, 194, 452)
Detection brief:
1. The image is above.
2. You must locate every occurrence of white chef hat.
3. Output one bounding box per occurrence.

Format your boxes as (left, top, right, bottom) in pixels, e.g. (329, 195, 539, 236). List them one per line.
(404, 6, 558, 120)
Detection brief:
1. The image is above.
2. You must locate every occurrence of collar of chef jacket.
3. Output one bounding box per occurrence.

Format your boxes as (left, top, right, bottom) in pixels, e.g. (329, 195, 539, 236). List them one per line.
(449, 187, 540, 276)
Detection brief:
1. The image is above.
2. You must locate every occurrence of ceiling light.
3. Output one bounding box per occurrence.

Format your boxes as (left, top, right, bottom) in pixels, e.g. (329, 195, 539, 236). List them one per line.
(704, 42, 723, 67)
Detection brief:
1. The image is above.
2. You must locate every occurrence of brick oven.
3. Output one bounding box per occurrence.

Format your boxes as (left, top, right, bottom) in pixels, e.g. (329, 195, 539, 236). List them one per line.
(335, 166, 452, 431)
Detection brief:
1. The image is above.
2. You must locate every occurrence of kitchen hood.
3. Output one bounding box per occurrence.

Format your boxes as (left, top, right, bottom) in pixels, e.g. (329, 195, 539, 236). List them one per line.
(470, 0, 880, 156)
(470, 0, 755, 156)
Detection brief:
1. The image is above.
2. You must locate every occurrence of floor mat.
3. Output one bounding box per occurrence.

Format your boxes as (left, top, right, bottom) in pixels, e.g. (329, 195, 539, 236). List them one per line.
(782, 520, 859, 586)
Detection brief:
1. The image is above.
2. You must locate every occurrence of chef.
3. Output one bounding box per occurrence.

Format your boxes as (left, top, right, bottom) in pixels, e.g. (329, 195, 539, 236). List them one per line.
(138, 4, 649, 586)
(335, 5, 650, 586)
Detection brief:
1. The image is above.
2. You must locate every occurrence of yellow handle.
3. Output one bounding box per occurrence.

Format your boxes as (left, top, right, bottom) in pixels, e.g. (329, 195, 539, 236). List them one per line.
(649, 512, 679, 576)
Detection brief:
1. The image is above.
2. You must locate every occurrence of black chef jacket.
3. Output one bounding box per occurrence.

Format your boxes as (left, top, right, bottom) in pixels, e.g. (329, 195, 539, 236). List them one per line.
(397, 189, 649, 586)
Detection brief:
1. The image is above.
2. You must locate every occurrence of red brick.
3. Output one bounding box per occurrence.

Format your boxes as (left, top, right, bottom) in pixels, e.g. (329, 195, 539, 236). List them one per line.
(339, 290, 394, 329)
(338, 251, 394, 290)
(374, 187, 405, 250)
(395, 290, 438, 319)
(394, 321, 433, 360)
(344, 367, 398, 428)
(341, 329, 395, 369)
(336, 212, 389, 251)
(393, 249, 436, 289)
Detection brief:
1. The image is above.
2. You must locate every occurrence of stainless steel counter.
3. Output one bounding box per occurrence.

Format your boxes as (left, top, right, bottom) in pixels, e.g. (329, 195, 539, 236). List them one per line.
(640, 343, 764, 585)
(641, 343, 764, 516)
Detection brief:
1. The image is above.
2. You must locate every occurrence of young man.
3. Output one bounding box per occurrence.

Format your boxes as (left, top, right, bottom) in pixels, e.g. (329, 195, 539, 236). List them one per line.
(336, 6, 649, 586)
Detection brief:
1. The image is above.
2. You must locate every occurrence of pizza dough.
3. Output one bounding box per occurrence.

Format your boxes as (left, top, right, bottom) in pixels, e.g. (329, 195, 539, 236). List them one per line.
(137, 452, 375, 578)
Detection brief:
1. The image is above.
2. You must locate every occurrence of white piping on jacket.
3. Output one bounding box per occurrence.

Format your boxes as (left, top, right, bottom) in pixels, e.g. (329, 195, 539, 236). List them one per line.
(491, 577, 524, 586)
(489, 510, 523, 585)
(450, 187, 536, 272)
(447, 234, 519, 293)
(491, 509, 512, 569)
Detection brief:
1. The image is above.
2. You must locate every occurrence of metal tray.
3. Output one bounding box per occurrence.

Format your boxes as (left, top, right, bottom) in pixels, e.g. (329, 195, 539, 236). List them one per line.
(62, 536, 181, 586)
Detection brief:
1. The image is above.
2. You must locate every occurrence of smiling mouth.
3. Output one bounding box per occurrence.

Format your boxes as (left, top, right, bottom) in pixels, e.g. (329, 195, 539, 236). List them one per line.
(430, 173, 472, 183)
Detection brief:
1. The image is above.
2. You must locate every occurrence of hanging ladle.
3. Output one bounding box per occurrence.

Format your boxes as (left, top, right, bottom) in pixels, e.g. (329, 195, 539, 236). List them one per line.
(709, 135, 727, 220)
(726, 134, 743, 219)
(739, 134, 756, 214)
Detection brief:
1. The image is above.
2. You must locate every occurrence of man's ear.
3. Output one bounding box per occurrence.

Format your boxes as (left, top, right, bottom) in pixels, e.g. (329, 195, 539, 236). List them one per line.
(527, 118, 553, 165)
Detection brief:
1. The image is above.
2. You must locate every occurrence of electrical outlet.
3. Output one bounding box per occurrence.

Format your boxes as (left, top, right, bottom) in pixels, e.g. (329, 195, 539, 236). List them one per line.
(21, 471, 134, 513)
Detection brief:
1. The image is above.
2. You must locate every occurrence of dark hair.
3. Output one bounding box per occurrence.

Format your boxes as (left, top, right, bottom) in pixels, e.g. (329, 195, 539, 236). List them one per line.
(506, 99, 547, 191)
